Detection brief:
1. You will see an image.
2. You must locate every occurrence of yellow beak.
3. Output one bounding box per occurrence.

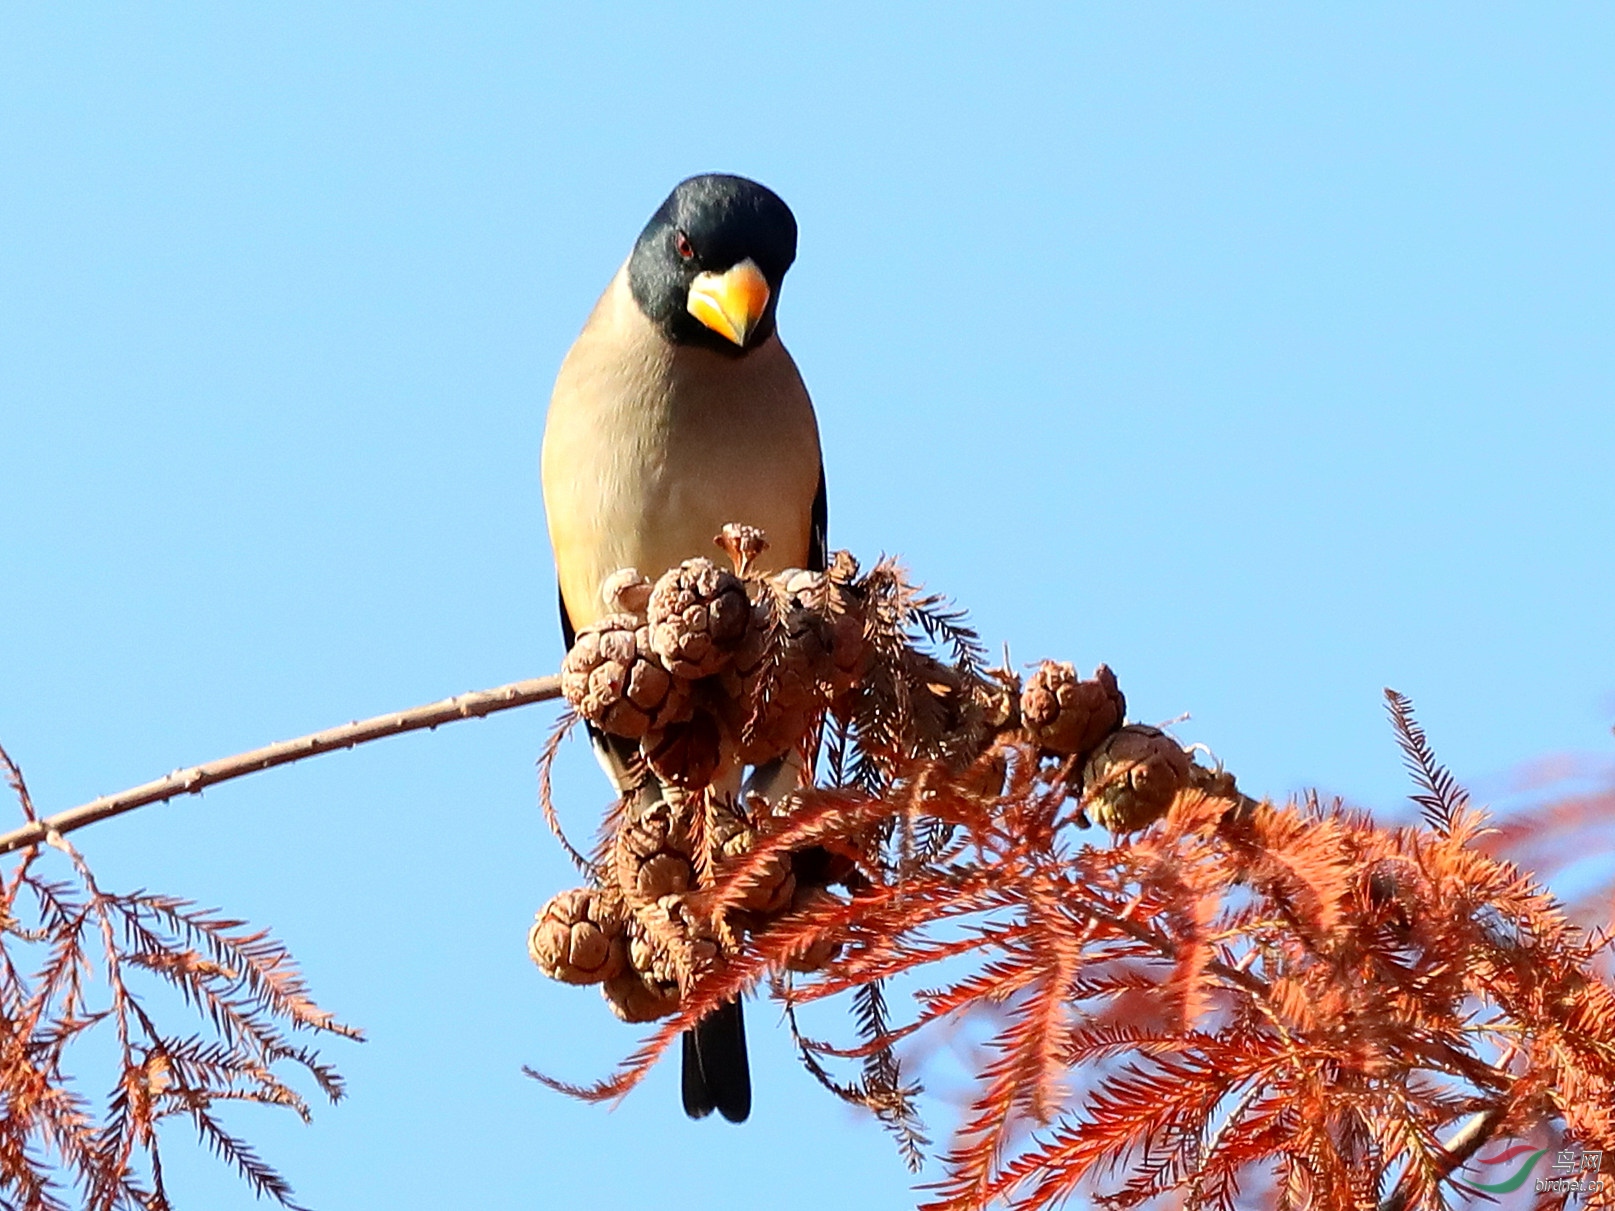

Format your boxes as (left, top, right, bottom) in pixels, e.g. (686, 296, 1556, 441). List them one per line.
(686, 258, 771, 346)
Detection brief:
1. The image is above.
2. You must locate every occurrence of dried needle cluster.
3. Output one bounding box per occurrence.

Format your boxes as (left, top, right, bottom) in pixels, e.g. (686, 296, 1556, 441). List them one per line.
(0, 746, 357, 1211)
(531, 526, 1196, 1024)
(531, 533, 1615, 1211)
(530, 525, 1244, 1163)
(5, 534, 1610, 1211)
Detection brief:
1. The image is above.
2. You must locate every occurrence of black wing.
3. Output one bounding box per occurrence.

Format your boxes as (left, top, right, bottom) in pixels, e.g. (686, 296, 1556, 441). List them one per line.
(559, 585, 577, 649)
(559, 586, 643, 789)
(808, 462, 828, 574)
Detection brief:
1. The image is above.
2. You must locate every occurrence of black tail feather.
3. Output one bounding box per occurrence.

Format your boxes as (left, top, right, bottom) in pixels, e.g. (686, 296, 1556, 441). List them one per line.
(681, 1029, 714, 1119)
(681, 999, 751, 1123)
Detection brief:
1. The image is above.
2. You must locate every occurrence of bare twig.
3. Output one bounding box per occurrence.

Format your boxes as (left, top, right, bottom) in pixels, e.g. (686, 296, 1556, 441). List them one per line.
(0, 743, 38, 821)
(0, 675, 563, 856)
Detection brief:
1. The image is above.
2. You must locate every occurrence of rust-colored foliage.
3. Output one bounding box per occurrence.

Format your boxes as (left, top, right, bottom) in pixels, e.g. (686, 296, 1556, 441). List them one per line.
(1483, 762, 1615, 947)
(4, 544, 1611, 1210)
(0, 745, 358, 1211)
(536, 558, 1615, 1211)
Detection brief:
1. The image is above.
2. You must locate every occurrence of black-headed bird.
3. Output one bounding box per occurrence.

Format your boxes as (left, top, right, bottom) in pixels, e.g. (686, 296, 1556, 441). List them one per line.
(541, 174, 825, 1124)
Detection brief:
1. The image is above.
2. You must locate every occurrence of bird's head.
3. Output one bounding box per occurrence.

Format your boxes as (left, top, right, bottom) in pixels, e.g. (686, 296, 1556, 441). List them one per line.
(628, 174, 797, 355)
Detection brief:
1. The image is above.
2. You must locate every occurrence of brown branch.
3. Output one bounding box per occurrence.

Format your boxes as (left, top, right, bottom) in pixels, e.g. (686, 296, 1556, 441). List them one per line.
(1377, 1106, 1509, 1211)
(0, 675, 563, 857)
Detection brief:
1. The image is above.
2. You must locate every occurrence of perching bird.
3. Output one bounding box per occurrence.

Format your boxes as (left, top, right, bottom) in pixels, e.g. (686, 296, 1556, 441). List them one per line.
(541, 174, 825, 1124)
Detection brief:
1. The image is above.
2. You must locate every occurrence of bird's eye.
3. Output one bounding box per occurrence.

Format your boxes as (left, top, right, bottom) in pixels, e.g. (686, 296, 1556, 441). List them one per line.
(674, 230, 695, 261)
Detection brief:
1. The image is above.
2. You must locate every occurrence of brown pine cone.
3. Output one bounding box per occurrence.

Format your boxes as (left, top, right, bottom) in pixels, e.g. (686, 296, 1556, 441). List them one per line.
(613, 795, 697, 906)
(634, 893, 727, 993)
(721, 570, 853, 765)
(560, 614, 691, 740)
(977, 667, 1022, 734)
(632, 897, 720, 982)
(602, 966, 681, 1023)
(956, 741, 1011, 800)
(627, 909, 686, 989)
(782, 885, 842, 973)
(776, 568, 868, 694)
(647, 559, 751, 678)
(600, 877, 714, 1021)
(599, 568, 653, 617)
(712, 817, 796, 917)
(1021, 662, 1125, 758)
(733, 659, 823, 767)
(643, 710, 725, 790)
(1080, 725, 1193, 834)
(528, 887, 627, 986)
(826, 614, 869, 693)
(774, 568, 830, 607)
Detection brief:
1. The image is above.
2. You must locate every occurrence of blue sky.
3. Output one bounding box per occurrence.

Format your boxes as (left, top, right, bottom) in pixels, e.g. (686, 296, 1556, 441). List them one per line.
(3, 5, 1612, 1208)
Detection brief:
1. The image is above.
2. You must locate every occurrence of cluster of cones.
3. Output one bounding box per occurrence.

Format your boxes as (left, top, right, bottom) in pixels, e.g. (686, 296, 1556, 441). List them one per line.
(530, 525, 1222, 1022)
(527, 790, 843, 1021)
(559, 527, 866, 783)
(1017, 663, 1208, 833)
(529, 527, 861, 1021)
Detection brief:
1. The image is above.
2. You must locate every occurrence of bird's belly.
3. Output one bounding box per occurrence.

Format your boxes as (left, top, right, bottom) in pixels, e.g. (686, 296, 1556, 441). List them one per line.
(551, 435, 816, 630)
(653, 465, 812, 572)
